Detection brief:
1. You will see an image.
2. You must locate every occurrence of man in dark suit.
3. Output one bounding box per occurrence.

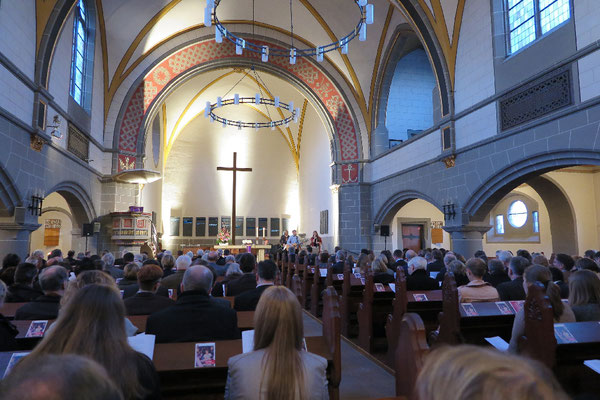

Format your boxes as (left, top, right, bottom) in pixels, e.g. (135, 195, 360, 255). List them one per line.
(485, 259, 511, 288)
(426, 249, 445, 273)
(124, 264, 175, 315)
(223, 253, 256, 297)
(234, 260, 277, 311)
(391, 249, 408, 275)
(406, 257, 439, 291)
(160, 254, 191, 295)
(146, 266, 240, 343)
(497, 256, 529, 301)
(6, 263, 42, 303)
(15, 266, 68, 320)
(208, 251, 227, 277)
(331, 250, 345, 274)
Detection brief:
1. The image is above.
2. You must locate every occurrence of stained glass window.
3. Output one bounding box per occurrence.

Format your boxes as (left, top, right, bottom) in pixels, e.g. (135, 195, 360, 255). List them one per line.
(70, 0, 88, 105)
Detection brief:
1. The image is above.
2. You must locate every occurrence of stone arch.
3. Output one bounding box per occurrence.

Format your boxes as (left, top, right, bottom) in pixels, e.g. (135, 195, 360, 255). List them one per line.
(45, 181, 96, 228)
(374, 190, 442, 227)
(464, 150, 600, 222)
(35, 0, 97, 89)
(0, 164, 22, 217)
(113, 37, 362, 175)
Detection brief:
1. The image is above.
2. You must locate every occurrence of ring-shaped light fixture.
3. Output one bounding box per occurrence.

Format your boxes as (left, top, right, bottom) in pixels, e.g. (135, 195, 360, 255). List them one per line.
(205, 94, 300, 130)
(205, 0, 374, 64)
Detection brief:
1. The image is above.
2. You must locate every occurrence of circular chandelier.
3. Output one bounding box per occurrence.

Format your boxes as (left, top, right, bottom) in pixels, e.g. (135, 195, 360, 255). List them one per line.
(204, 0, 374, 64)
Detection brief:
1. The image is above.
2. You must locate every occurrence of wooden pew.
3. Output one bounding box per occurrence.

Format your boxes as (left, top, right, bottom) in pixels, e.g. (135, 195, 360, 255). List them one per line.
(385, 269, 407, 367)
(340, 262, 365, 337)
(518, 281, 556, 368)
(395, 313, 429, 400)
(309, 260, 333, 317)
(301, 257, 313, 309)
(322, 286, 342, 400)
(0, 302, 26, 319)
(357, 270, 395, 352)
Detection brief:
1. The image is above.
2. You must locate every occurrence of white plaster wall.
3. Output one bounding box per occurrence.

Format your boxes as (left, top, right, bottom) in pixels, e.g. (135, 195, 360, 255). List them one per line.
(574, 0, 600, 49)
(298, 106, 334, 251)
(455, 103, 497, 150)
(0, 0, 36, 80)
(368, 131, 441, 182)
(48, 12, 74, 112)
(0, 63, 33, 124)
(29, 193, 74, 254)
(453, 0, 495, 113)
(390, 199, 450, 250)
(578, 50, 600, 102)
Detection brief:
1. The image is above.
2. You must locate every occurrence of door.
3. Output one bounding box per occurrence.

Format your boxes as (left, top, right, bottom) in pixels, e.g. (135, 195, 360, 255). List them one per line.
(402, 224, 423, 252)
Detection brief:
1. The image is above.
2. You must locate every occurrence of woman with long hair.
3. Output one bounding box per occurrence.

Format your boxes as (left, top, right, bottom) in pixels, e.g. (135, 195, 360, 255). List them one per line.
(225, 286, 328, 400)
(568, 269, 600, 321)
(508, 264, 575, 353)
(309, 231, 322, 253)
(12, 284, 160, 399)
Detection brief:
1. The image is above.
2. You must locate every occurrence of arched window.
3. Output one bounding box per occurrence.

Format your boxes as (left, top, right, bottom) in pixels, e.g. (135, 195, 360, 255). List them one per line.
(70, 0, 93, 108)
(385, 48, 436, 144)
(507, 200, 528, 228)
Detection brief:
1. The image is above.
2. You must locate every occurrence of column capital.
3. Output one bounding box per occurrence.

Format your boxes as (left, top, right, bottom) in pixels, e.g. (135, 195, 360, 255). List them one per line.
(443, 224, 492, 235)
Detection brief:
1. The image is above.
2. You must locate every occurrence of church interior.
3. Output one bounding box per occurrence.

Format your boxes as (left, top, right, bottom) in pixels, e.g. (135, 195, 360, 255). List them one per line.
(1, 0, 600, 399)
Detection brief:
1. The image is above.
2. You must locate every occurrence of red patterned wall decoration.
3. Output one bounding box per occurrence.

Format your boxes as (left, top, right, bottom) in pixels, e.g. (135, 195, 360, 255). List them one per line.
(116, 39, 360, 173)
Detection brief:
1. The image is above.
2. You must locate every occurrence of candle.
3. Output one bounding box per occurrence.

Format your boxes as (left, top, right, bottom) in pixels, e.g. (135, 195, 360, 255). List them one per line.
(256, 226, 258, 237)
(262, 227, 266, 237)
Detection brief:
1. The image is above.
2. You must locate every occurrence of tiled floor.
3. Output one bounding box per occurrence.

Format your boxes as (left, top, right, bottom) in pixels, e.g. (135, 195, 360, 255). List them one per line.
(303, 311, 396, 399)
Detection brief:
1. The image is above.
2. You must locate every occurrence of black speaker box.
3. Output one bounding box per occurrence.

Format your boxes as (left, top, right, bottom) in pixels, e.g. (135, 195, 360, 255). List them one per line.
(380, 225, 390, 237)
(82, 223, 94, 237)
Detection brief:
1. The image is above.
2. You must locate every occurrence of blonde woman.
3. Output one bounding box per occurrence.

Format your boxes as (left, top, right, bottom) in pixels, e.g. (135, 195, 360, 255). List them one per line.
(11, 284, 160, 399)
(225, 286, 328, 400)
(415, 345, 568, 400)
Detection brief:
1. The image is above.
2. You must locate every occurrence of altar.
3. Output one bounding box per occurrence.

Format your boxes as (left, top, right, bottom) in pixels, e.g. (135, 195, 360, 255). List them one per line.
(214, 244, 272, 261)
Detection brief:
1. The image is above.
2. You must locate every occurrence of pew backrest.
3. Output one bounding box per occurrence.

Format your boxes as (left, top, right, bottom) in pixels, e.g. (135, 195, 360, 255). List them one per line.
(518, 281, 556, 368)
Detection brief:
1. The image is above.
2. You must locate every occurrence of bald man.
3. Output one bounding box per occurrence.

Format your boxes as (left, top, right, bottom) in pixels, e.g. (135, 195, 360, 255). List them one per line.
(146, 266, 240, 343)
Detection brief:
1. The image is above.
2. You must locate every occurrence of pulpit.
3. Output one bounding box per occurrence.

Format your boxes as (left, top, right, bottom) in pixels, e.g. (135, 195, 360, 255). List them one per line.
(110, 211, 153, 256)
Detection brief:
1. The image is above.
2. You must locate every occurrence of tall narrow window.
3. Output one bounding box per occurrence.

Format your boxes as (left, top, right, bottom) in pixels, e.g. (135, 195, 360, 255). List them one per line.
(70, 0, 88, 106)
(496, 215, 505, 235)
(506, 0, 571, 55)
(532, 211, 539, 233)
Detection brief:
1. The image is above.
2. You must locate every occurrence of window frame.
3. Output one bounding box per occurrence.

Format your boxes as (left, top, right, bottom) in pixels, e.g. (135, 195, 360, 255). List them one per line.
(70, 0, 89, 106)
(505, 0, 571, 56)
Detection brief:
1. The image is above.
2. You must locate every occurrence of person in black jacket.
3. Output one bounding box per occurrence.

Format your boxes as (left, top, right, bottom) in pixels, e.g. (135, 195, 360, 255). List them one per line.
(391, 249, 408, 275)
(0, 280, 18, 351)
(426, 249, 445, 273)
(372, 258, 395, 284)
(234, 260, 277, 311)
(124, 264, 175, 315)
(331, 250, 346, 274)
(146, 265, 240, 343)
(497, 256, 529, 301)
(485, 259, 511, 288)
(224, 253, 257, 297)
(6, 263, 42, 302)
(15, 266, 68, 320)
(407, 256, 439, 291)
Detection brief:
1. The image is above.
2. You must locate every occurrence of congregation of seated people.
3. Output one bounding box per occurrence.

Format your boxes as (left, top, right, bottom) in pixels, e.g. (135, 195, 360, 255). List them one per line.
(1, 245, 600, 399)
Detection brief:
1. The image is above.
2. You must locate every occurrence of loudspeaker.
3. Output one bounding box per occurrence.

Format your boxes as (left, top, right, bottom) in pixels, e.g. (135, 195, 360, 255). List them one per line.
(82, 223, 94, 237)
(380, 225, 390, 237)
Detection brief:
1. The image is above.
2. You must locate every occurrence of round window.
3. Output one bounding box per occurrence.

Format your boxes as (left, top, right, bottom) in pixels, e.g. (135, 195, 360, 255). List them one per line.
(507, 200, 528, 228)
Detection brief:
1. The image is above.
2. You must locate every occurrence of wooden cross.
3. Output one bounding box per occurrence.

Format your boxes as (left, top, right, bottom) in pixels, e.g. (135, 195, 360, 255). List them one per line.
(216, 152, 252, 245)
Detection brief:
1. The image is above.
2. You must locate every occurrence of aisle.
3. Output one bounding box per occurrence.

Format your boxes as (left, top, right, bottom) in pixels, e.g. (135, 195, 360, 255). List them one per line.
(302, 311, 396, 400)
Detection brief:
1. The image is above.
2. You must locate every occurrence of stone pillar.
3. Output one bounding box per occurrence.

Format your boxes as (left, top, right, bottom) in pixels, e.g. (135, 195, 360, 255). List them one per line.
(337, 183, 372, 253)
(443, 224, 492, 258)
(0, 207, 41, 258)
(371, 123, 389, 158)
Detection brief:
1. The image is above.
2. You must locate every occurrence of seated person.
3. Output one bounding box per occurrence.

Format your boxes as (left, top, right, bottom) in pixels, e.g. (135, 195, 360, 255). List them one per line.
(549, 266, 569, 298)
(118, 263, 140, 298)
(447, 260, 469, 287)
(568, 269, 600, 321)
(331, 250, 345, 274)
(146, 266, 240, 343)
(509, 265, 575, 353)
(223, 253, 257, 297)
(372, 258, 395, 284)
(234, 260, 277, 311)
(124, 264, 175, 315)
(0, 280, 18, 351)
(458, 258, 499, 303)
(575, 257, 600, 276)
(160, 255, 192, 295)
(392, 249, 408, 275)
(406, 257, 439, 291)
(426, 249, 445, 273)
(15, 266, 67, 320)
(434, 252, 456, 282)
(0, 354, 122, 400)
(207, 251, 227, 277)
(415, 344, 568, 400)
(553, 253, 575, 281)
(12, 284, 160, 399)
(496, 256, 528, 301)
(211, 263, 243, 297)
(225, 286, 328, 399)
(6, 263, 42, 302)
(101, 252, 124, 280)
(485, 259, 510, 288)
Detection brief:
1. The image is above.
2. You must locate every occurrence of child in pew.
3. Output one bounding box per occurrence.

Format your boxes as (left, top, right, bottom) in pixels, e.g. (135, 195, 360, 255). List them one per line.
(508, 265, 576, 353)
(415, 345, 569, 400)
(225, 286, 328, 400)
(8, 284, 160, 400)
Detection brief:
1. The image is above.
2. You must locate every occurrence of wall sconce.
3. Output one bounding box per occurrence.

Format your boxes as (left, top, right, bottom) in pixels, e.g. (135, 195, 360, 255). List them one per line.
(47, 115, 62, 138)
(28, 194, 44, 216)
(443, 202, 456, 220)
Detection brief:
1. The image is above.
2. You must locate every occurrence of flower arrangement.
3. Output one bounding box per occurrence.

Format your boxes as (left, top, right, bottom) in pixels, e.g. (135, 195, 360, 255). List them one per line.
(216, 228, 231, 245)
